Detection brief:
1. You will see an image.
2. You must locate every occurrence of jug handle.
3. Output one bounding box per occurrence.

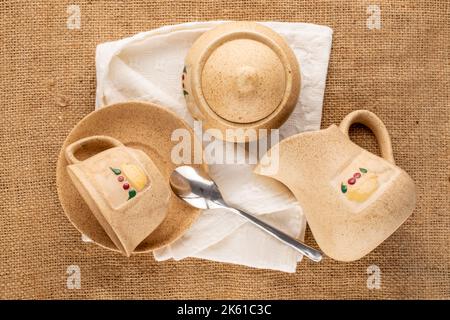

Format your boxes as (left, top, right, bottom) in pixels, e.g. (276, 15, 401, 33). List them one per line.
(65, 135, 123, 164)
(339, 110, 395, 165)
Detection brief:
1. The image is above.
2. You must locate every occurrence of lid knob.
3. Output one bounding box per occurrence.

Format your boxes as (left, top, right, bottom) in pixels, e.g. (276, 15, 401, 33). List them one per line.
(235, 65, 258, 95)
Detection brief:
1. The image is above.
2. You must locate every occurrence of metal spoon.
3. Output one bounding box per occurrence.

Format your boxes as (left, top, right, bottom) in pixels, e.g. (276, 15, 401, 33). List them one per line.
(169, 165, 323, 262)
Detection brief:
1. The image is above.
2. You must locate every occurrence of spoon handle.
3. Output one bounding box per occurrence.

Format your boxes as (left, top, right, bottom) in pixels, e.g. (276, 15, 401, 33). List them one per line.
(229, 207, 323, 262)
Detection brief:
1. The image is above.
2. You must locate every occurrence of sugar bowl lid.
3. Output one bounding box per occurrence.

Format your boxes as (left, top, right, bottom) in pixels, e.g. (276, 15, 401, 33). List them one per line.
(183, 22, 300, 142)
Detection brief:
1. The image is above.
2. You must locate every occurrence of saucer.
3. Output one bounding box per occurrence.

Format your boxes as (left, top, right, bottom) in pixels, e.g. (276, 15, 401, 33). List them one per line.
(56, 101, 204, 254)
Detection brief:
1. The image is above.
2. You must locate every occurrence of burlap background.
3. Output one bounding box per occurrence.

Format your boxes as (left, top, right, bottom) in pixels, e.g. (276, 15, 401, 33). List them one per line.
(0, 0, 448, 299)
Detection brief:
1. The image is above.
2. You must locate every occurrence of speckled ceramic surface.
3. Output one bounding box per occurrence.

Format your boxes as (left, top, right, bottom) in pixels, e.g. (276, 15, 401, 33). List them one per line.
(183, 21, 300, 142)
(255, 110, 416, 261)
(65, 135, 170, 256)
(56, 102, 205, 254)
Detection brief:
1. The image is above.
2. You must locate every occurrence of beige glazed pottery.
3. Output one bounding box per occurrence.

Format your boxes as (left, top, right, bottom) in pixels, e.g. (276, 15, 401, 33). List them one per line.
(183, 21, 301, 142)
(56, 102, 205, 254)
(65, 135, 170, 256)
(255, 110, 416, 261)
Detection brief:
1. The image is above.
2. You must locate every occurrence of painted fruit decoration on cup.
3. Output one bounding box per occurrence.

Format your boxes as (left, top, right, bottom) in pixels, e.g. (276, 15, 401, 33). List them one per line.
(110, 164, 148, 200)
(340, 168, 379, 202)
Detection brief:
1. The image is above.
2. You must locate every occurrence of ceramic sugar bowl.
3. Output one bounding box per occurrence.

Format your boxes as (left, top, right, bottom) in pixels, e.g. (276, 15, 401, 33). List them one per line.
(183, 21, 301, 142)
(255, 110, 416, 261)
(65, 135, 170, 256)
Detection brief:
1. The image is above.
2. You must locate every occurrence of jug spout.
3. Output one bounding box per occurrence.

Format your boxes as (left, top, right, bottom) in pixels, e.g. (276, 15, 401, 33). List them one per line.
(254, 125, 343, 193)
(254, 141, 296, 190)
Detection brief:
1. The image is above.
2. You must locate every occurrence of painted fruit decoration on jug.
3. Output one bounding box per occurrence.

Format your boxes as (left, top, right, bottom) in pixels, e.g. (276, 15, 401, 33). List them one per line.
(340, 168, 379, 203)
(110, 164, 148, 200)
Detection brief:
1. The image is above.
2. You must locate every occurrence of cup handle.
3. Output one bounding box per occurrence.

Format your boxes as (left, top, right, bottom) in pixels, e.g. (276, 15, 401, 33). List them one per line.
(65, 135, 124, 164)
(338, 110, 395, 165)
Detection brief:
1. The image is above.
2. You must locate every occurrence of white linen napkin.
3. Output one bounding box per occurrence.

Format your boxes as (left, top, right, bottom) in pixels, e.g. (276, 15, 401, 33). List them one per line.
(95, 21, 333, 272)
